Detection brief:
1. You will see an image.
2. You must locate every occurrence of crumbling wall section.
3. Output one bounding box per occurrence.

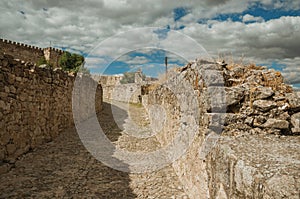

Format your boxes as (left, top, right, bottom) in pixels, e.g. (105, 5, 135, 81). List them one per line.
(146, 59, 300, 198)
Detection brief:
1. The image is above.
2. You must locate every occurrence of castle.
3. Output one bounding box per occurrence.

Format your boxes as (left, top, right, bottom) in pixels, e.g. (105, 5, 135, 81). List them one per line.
(0, 38, 64, 68)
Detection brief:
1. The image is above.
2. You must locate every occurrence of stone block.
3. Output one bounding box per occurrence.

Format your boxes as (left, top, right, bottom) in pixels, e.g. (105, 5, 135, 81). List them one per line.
(202, 70, 224, 86)
(253, 100, 277, 112)
(0, 163, 11, 175)
(206, 135, 300, 199)
(291, 128, 300, 134)
(226, 86, 245, 106)
(252, 86, 274, 100)
(7, 73, 15, 84)
(291, 112, 300, 128)
(263, 118, 289, 129)
(286, 93, 300, 110)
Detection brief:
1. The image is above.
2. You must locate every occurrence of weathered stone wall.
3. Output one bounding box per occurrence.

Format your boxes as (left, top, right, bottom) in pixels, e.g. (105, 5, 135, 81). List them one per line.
(146, 59, 300, 198)
(110, 83, 142, 104)
(0, 39, 64, 68)
(96, 75, 123, 101)
(0, 39, 44, 64)
(97, 75, 143, 104)
(0, 53, 102, 167)
(206, 135, 300, 199)
(96, 75, 123, 86)
(147, 61, 224, 198)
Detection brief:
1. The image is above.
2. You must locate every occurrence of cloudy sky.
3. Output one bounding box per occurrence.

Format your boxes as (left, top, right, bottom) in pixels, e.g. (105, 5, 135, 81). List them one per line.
(0, 0, 300, 87)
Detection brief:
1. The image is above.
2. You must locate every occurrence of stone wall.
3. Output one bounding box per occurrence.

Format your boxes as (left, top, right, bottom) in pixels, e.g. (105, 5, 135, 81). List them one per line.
(0, 39, 44, 64)
(0, 53, 102, 168)
(206, 135, 300, 199)
(0, 39, 64, 68)
(110, 83, 142, 104)
(146, 59, 300, 198)
(98, 75, 143, 104)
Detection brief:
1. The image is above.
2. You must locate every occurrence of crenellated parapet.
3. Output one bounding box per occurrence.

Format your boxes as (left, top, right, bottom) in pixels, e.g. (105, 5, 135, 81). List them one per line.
(0, 38, 66, 68)
(43, 46, 64, 54)
(0, 38, 44, 51)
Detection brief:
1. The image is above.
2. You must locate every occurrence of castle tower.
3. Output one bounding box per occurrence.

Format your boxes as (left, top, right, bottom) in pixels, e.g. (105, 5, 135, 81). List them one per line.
(134, 68, 143, 84)
(43, 47, 51, 62)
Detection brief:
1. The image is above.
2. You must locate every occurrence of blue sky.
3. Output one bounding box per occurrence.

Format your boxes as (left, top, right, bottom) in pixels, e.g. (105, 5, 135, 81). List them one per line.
(1, 0, 300, 87)
(100, 49, 186, 77)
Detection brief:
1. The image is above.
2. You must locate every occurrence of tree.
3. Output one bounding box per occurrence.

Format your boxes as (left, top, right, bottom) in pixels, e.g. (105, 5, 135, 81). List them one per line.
(59, 52, 88, 74)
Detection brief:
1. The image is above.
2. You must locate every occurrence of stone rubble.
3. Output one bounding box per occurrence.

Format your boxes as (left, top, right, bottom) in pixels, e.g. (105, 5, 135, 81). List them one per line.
(221, 63, 299, 136)
(144, 58, 300, 198)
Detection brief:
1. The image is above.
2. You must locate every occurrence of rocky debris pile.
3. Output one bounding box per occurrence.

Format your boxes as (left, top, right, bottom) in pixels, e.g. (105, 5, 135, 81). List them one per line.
(219, 62, 300, 136)
(163, 58, 300, 135)
(145, 58, 300, 198)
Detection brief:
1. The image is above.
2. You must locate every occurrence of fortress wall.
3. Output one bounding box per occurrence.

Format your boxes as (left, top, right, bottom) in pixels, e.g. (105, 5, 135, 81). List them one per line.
(0, 39, 44, 64)
(0, 39, 64, 68)
(0, 53, 102, 169)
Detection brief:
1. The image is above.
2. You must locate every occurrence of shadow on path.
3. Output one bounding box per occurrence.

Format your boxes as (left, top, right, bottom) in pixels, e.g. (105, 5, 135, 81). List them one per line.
(0, 102, 136, 198)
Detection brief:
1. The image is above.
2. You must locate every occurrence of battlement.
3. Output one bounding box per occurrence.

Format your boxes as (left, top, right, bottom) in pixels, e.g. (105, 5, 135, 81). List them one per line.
(0, 38, 66, 68)
(0, 38, 64, 53)
(43, 46, 64, 54)
(0, 38, 44, 51)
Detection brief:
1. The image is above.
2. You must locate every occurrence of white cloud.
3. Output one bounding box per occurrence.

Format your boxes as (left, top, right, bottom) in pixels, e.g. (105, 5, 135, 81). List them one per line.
(180, 16, 300, 87)
(242, 14, 264, 22)
(280, 57, 300, 85)
(0, 0, 299, 86)
(85, 57, 109, 69)
(118, 55, 149, 65)
(181, 16, 300, 59)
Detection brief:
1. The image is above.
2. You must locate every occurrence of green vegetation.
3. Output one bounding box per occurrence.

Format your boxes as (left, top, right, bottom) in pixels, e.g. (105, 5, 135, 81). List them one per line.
(37, 56, 47, 66)
(59, 52, 90, 74)
(37, 57, 53, 69)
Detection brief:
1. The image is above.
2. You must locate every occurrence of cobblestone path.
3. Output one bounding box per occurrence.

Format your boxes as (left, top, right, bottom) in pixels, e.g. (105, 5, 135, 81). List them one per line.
(0, 101, 189, 198)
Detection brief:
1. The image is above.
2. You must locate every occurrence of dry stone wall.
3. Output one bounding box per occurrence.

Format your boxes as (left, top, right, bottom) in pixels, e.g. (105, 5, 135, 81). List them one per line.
(0, 53, 102, 169)
(146, 59, 300, 198)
